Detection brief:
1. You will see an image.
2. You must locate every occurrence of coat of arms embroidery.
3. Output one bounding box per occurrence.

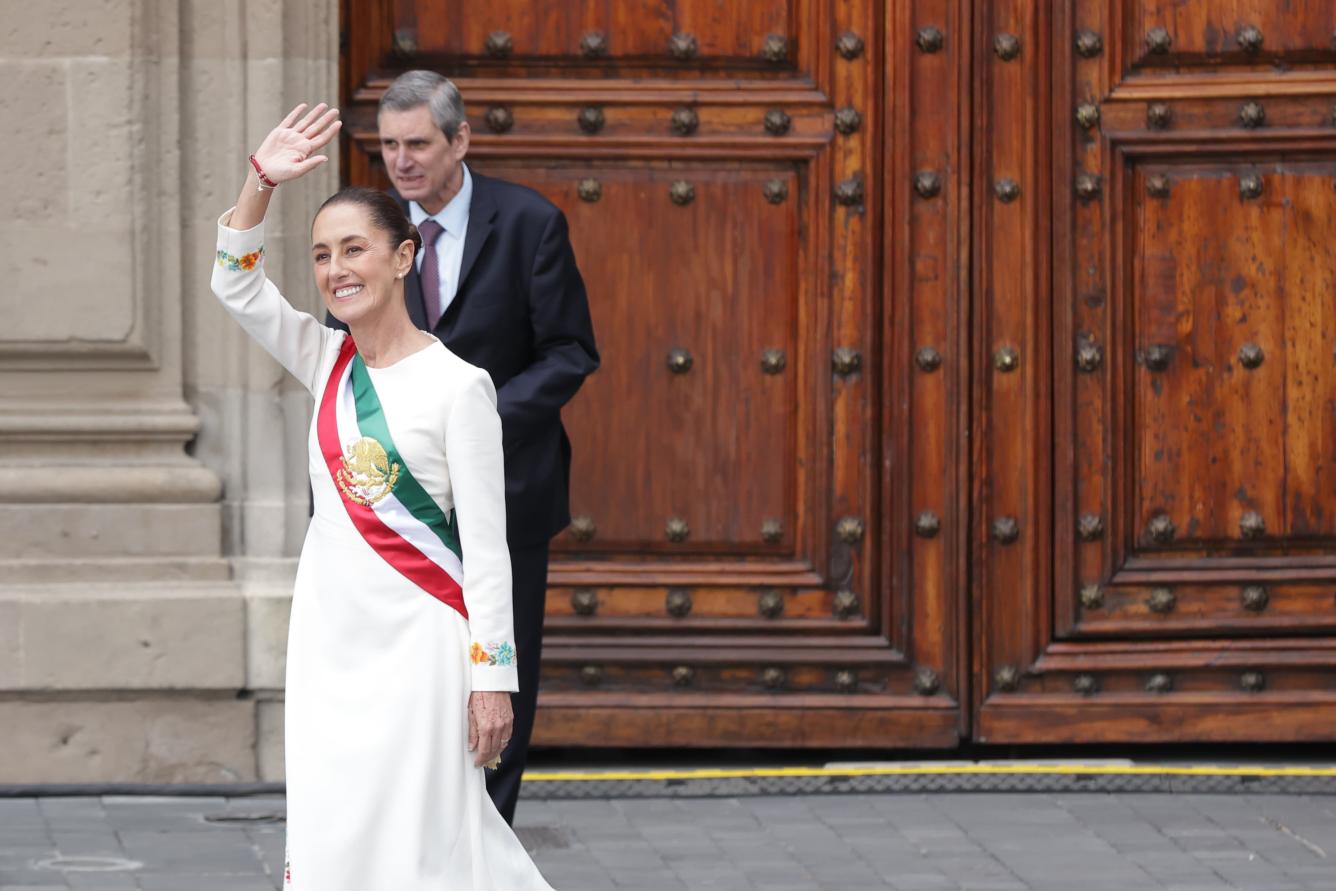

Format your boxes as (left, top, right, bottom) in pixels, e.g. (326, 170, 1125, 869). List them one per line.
(336, 436, 401, 505)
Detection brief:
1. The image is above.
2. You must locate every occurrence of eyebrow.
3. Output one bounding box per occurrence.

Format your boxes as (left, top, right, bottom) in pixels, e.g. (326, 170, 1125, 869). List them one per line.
(311, 235, 371, 250)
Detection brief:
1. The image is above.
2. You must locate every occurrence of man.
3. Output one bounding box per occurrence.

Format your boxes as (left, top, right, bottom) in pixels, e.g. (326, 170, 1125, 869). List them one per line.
(327, 70, 599, 824)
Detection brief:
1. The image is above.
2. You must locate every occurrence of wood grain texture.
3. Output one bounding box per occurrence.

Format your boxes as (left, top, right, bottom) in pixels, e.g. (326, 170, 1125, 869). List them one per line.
(1123, 0, 1336, 70)
(978, 697, 1336, 743)
(982, 0, 1336, 742)
(533, 700, 961, 748)
(400, 0, 794, 64)
(884, 0, 972, 735)
(1132, 161, 1335, 546)
(476, 163, 801, 557)
(971, 0, 1054, 708)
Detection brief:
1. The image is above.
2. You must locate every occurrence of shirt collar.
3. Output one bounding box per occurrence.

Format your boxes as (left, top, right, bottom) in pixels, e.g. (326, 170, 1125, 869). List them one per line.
(408, 163, 472, 237)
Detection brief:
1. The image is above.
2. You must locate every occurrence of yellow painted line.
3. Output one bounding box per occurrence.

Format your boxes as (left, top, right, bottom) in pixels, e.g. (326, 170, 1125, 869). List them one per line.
(523, 764, 1336, 782)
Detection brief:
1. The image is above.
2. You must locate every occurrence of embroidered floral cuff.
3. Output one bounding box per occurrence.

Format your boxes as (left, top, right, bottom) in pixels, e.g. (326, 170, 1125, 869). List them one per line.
(469, 640, 519, 692)
(470, 640, 516, 667)
(216, 246, 264, 271)
(215, 208, 265, 274)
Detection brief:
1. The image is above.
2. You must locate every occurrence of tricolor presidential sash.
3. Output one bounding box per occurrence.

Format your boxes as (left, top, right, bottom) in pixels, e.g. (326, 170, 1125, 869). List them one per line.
(316, 337, 467, 618)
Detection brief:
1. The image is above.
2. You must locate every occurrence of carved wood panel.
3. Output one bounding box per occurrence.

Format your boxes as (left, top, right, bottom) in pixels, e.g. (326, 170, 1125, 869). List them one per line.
(1130, 161, 1336, 549)
(976, 0, 1336, 743)
(342, 0, 966, 747)
(1121, 2, 1336, 70)
(389, 0, 804, 71)
(498, 163, 803, 558)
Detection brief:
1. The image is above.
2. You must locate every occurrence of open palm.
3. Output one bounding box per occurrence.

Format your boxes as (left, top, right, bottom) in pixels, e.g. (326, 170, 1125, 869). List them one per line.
(252, 103, 342, 185)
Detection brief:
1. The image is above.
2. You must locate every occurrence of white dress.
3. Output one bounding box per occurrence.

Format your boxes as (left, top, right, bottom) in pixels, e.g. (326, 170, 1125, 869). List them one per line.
(212, 210, 554, 891)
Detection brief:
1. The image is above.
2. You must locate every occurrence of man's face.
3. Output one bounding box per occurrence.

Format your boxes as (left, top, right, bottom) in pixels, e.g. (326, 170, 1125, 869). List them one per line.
(378, 104, 470, 215)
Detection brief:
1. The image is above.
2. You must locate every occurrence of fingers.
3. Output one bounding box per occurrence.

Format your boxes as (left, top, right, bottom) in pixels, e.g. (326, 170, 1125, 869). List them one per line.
(473, 726, 500, 767)
(307, 116, 343, 151)
(471, 718, 512, 768)
(279, 103, 307, 129)
(294, 155, 329, 175)
(477, 724, 501, 764)
(294, 102, 328, 132)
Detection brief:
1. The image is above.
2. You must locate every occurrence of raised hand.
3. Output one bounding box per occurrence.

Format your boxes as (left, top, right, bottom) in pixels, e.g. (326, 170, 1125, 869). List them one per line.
(251, 103, 342, 185)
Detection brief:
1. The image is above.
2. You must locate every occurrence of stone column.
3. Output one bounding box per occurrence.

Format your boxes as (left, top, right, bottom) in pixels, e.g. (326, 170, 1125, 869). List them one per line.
(182, 0, 341, 783)
(0, 0, 338, 782)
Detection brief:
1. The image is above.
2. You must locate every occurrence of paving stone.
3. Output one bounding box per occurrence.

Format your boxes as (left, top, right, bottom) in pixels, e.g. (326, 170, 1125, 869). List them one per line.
(136, 877, 276, 890)
(36, 800, 103, 819)
(66, 874, 137, 889)
(0, 836, 53, 856)
(0, 801, 42, 820)
(0, 871, 70, 889)
(888, 875, 961, 890)
(117, 829, 268, 875)
(2, 789, 1336, 889)
(48, 832, 123, 856)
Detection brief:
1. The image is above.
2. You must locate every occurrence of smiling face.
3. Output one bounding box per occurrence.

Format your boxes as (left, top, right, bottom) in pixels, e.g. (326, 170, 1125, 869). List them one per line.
(311, 202, 416, 327)
(378, 104, 470, 215)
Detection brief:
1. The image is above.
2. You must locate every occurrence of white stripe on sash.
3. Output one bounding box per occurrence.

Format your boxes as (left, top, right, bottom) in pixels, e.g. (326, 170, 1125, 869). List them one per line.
(333, 361, 466, 584)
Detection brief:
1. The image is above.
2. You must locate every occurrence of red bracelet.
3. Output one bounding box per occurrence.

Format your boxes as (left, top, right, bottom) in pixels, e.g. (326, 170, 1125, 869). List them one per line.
(249, 154, 279, 189)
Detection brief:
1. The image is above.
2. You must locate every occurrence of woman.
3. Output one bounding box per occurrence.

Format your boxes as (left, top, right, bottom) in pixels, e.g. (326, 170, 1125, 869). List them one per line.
(211, 102, 554, 890)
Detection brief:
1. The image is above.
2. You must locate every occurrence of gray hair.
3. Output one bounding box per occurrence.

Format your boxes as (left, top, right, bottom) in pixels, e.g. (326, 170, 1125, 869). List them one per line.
(379, 70, 467, 141)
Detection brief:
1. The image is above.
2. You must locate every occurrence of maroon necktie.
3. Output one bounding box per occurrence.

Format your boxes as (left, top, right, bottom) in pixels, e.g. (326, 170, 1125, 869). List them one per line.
(417, 218, 445, 328)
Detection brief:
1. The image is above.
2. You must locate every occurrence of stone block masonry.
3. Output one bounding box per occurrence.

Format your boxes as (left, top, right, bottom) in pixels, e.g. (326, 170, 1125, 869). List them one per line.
(0, 0, 338, 782)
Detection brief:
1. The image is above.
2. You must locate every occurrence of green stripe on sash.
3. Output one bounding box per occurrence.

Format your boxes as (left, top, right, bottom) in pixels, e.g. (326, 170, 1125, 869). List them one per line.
(350, 353, 462, 559)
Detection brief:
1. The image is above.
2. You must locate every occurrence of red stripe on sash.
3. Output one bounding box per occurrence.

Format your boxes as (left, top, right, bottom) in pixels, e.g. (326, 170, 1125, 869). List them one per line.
(316, 338, 468, 618)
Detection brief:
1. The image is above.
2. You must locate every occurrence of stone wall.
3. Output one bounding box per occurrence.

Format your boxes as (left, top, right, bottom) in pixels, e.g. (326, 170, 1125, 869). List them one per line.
(0, 0, 338, 782)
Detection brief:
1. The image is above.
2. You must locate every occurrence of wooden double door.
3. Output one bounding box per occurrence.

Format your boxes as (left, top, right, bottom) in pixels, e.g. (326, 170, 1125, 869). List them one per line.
(343, 0, 1336, 747)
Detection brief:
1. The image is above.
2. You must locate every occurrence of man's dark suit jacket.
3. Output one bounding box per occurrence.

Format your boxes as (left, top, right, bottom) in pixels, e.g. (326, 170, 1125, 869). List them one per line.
(328, 171, 599, 546)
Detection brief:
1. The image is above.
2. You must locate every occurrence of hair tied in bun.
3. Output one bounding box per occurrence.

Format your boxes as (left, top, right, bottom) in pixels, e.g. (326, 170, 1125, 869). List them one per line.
(315, 186, 420, 252)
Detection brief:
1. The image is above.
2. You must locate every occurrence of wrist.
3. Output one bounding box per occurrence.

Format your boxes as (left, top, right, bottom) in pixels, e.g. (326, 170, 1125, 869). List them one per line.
(248, 154, 278, 190)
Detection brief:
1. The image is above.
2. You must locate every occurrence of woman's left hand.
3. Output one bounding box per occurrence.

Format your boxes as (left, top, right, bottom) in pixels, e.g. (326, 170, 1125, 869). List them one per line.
(468, 691, 514, 768)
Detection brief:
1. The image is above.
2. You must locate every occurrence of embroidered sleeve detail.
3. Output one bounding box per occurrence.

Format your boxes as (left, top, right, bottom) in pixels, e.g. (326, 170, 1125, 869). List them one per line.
(470, 640, 516, 667)
(216, 246, 264, 271)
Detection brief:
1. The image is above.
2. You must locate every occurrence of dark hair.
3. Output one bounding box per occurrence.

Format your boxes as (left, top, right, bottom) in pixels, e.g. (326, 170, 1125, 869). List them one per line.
(315, 186, 422, 252)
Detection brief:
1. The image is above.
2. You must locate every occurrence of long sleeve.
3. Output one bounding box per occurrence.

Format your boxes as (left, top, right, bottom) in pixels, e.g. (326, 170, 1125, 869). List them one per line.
(494, 209, 600, 448)
(447, 368, 519, 692)
(211, 209, 334, 394)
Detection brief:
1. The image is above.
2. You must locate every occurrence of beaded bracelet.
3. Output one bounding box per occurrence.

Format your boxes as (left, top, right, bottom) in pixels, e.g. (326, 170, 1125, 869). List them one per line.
(249, 154, 279, 190)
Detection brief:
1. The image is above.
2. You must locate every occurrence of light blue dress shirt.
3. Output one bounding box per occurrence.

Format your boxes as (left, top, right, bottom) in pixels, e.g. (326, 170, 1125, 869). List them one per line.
(409, 163, 472, 318)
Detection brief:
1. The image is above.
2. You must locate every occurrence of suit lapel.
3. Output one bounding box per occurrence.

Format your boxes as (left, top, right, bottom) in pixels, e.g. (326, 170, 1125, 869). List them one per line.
(391, 178, 494, 333)
(390, 189, 430, 329)
(405, 266, 428, 329)
(457, 172, 497, 298)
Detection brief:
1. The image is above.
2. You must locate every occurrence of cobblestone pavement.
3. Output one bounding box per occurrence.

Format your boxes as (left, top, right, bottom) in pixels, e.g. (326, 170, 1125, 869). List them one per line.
(1, 791, 1335, 890)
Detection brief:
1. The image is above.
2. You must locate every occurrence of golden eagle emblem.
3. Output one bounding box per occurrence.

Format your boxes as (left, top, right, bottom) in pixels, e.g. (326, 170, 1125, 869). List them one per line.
(336, 436, 400, 506)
